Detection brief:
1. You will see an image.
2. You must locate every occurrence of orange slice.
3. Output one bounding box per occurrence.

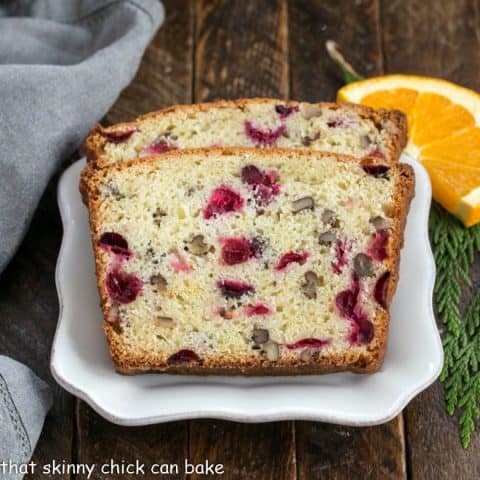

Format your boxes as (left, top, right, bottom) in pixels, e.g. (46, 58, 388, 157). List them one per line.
(337, 75, 480, 226)
(361, 88, 417, 133)
(420, 128, 480, 226)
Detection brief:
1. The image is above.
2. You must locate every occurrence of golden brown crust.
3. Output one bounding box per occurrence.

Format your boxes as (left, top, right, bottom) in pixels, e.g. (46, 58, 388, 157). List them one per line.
(85, 147, 414, 376)
(372, 162, 415, 371)
(83, 98, 408, 169)
(113, 361, 379, 376)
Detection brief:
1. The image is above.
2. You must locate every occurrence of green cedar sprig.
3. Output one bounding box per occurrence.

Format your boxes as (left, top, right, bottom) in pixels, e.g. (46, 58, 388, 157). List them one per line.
(327, 41, 480, 447)
(434, 205, 480, 446)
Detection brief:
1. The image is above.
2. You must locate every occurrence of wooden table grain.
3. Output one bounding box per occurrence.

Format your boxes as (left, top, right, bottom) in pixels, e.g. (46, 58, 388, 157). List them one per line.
(1, 1, 479, 478)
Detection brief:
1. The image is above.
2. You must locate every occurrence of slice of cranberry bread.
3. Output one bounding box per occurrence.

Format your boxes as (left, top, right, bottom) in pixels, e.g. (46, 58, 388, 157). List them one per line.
(85, 148, 414, 375)
(84, 99, 407, 169)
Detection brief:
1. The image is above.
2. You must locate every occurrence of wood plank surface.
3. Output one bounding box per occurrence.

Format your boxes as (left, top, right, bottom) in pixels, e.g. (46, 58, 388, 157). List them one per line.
(382, 2, 480, 478)
(76, 403, 188, 480)
(289, 0, 383, 102)
(289, 2, 407, 478)
(195, 0, 289, 101)
(189, 420, 296, 480)
(0, 176, 74, 479)
(75, 2, 194, 476)
(382, 0, 480, 89)
(296, 417, 406, 480)
(190, 2, 296, 479)
(105, 0, 194, 124)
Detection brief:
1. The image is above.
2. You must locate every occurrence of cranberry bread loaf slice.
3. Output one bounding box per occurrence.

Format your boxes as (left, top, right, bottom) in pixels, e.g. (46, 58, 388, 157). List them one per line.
(84, 98, 407, 169)
(85, 148, 414, 375)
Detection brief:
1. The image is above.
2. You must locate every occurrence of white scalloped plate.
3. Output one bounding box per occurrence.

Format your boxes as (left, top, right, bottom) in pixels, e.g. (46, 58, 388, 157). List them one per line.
(51, 155, 443, 426)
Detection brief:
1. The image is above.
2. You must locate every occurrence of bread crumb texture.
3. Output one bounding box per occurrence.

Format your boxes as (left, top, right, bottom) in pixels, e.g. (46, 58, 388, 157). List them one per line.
(86, 99, 406, 169)
(87, 148, 414, 374)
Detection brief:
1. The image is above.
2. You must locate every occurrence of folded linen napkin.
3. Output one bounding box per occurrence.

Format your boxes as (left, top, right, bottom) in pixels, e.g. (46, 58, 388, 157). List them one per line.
(0, 356, 52, 479)
(0, 0, 164, 472)
(0, 0, 164, 272)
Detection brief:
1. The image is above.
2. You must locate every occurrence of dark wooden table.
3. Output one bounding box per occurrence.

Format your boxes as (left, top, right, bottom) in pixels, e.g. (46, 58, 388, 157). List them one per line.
(1, 1, 479, 478)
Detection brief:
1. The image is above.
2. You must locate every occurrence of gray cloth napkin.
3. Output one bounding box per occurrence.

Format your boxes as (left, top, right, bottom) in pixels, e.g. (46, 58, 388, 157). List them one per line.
(0, 0, 164, 471)
(0, 356, 52, 479)
(0, 0, 164, 272)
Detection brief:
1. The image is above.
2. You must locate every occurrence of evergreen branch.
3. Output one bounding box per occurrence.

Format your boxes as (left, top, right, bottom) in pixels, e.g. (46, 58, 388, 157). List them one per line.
(465, 286, 480, 337)
(458, 372, 480, 448)
(431, 202, 480, 447)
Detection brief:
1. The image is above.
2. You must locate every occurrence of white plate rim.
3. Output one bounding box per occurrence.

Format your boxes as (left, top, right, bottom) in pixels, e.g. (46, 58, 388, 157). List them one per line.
(51, 155, 443, 426)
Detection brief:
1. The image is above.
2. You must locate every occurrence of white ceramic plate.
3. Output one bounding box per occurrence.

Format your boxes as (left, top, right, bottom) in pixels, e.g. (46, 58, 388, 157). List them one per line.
(51, 155, 443, 426)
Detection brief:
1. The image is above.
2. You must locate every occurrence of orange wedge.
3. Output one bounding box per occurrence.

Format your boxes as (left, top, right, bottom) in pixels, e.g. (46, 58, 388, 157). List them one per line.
(420, 128, 480, 226)
(337, 75, 480, 226)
